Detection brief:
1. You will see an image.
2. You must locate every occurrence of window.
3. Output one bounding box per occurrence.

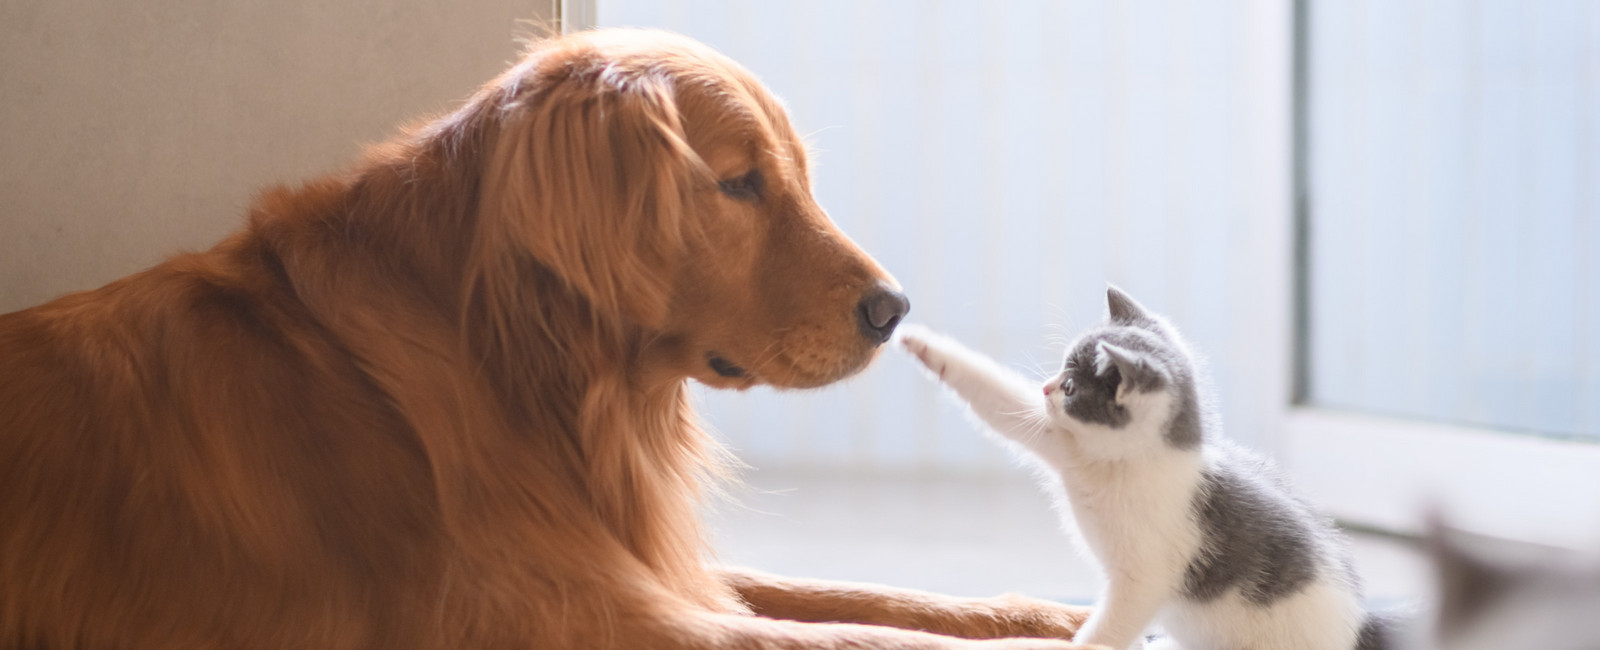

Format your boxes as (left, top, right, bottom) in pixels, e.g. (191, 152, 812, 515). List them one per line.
(1290, 0, 1600, 549)
(1306, 0, 1598, 441)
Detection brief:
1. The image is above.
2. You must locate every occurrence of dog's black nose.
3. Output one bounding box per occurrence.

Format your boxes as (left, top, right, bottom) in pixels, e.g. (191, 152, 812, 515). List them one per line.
(857, 286, 910, 345)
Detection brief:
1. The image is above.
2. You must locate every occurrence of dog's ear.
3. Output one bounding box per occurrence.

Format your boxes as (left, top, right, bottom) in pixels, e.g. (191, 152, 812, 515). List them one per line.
(482, 69, 699, 327)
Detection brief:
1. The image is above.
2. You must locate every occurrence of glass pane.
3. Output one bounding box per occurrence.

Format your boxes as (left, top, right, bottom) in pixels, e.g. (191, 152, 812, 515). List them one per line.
(1307, 0, 1600, 439)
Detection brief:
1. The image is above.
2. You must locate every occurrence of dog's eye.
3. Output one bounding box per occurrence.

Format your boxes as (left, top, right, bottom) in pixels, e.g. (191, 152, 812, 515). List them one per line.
(717, 169, 762, 202)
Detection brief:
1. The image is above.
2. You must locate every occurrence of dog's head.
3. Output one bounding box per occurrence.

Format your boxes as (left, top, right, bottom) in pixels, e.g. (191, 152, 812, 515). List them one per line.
(478, 30, 906, 389)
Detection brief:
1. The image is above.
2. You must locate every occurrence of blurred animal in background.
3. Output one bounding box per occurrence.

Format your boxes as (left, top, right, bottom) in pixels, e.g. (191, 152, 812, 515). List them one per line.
(1422, 521, 1600, 650)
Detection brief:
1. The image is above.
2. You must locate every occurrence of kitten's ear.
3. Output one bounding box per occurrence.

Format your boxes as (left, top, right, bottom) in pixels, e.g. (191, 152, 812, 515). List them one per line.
(1106, 285, 1152, 324)
(1094, 341, 1163, 403)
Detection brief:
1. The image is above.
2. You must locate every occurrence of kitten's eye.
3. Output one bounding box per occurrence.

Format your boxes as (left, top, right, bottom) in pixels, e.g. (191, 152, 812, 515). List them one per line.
(718, 169, 762, 201)
(1060, 379, 1075, 397)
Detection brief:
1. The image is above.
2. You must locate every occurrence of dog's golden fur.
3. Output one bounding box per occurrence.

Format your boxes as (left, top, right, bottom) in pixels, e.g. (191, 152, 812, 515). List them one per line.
(0, 30, 1091, 648)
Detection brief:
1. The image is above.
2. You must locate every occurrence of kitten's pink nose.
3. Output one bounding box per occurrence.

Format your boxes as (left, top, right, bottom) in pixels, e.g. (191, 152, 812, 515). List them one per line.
(1043, 384, 1053, 396)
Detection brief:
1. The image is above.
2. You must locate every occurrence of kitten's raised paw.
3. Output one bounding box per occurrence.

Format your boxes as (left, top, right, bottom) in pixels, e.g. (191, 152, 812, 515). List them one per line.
(894, 323, 949, 379)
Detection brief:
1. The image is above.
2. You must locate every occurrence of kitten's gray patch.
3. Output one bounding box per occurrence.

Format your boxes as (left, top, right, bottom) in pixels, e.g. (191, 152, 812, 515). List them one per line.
(1183, 447, 1323, 606)
(1059, 326, 1203, 449)
(1063, 336, 1132, 428)
(1063, 386, 1132, 428)
(1093, 341, 1166, 393)
(1164, 381, 1203, 449)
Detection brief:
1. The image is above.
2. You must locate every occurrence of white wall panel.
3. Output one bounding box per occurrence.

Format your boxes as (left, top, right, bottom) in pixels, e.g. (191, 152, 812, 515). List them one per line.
(0, 0, 552, 314)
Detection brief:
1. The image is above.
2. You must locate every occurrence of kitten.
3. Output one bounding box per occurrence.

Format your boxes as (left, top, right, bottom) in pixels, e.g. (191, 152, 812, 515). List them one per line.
(899, 286, 1384, 650)
(1422, 521, 1600, 650)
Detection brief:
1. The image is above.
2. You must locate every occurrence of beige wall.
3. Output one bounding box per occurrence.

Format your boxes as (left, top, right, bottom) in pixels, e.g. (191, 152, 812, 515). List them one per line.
(0, 0, 556, 313)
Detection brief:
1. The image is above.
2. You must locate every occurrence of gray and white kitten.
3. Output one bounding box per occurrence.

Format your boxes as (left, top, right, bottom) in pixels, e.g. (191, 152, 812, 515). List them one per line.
(1421, 522, 1600, 650)
(899, 286, 1386, 650)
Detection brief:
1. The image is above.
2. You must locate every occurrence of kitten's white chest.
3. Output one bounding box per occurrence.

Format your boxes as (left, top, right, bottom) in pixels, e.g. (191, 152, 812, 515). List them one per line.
(1054, 448, 1204, 578)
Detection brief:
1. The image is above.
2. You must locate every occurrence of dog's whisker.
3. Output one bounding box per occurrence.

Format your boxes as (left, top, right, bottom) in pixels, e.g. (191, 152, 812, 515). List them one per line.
(746, 338, 791, 372)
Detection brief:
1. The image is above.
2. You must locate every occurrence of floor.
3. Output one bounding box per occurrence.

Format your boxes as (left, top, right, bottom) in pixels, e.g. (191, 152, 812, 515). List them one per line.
(705, 470, 1432, 605)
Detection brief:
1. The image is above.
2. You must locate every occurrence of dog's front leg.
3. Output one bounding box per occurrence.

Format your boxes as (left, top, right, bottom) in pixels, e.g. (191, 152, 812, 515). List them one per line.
(652, 611, 1102, 650)
(716, 566, 1091, 642)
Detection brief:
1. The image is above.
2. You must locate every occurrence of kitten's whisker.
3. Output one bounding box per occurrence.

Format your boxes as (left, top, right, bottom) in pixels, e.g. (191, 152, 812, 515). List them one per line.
(1018, 422, 1049, 448)
(1042, 302, 1071, 323)
(1019, 350, 1056, 380)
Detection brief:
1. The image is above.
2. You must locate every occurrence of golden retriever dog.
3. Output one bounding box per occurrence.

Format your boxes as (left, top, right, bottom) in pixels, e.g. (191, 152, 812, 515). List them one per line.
(0, 29, 1092, 648)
